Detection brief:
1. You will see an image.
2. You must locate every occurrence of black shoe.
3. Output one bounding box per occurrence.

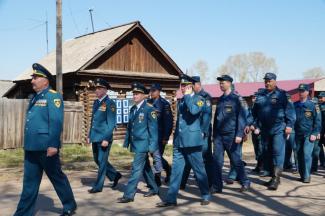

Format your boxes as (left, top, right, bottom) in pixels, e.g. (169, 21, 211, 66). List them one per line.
(111, 172, 122, 188)
(225, 178, 234, 185)
(268, 168, 282, 190)
(251, 167, 260, 173)
(155, 173, 162, 187)
(211, 188, 222, 194)
(292, 168, 298, 174)
(117, 197, 134, 203)
(156, 201, 177, 207)
(60, 207, 77, 216)
(200, 199, 210, 205)
(88, 188, 102, 193)
(263, 178, 274, 186)
(144, 191, 158, 197)
(302, 177, 311, 183)
(239, 184, 250, 192)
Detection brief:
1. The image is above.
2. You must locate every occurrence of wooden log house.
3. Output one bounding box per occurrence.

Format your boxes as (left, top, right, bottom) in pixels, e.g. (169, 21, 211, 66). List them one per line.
(5, 21, 183, 144)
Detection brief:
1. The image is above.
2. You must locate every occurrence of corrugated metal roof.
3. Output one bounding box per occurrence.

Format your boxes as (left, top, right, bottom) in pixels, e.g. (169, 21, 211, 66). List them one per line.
(15, 22, 137, 81)
(176, 78, 322, 98)
(0, 80, 15, 97)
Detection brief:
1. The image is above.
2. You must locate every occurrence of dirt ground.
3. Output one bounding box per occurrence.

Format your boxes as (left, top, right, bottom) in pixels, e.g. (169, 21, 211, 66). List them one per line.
(1, 160, 325, 216)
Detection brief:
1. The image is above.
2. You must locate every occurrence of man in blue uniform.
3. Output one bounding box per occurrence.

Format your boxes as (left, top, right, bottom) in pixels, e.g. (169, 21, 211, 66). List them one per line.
(249, 92, 264, 174)
(294, 84, 321, 183)
(211, 75, 250, 193)
(180, 75, 213, 189)
(156, 74, 210, 207)
(225, 85, 250, 185)
(14, 63, 76, 216)
(317, 92, 325, 168)
(147, 83, 173, 185)
(310, 95, 323, 173)
(252, 73, 296, 190)
(117, 82, 159, 203)
(87, 78, 122, 193)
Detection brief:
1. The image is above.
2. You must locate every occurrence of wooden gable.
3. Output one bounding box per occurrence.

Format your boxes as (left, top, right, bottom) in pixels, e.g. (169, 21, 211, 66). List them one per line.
(84, 27, 180, 77)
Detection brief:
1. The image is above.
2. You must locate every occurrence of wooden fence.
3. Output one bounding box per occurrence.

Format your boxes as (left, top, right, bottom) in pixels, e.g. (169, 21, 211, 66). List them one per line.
(0, 99, 83, 150)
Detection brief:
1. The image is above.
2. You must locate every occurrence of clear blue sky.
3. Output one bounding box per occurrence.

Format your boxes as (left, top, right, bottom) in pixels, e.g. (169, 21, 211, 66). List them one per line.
(0, 0, 325, 81)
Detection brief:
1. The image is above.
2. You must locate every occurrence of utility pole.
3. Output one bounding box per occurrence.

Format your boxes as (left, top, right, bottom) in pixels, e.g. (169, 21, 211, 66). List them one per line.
(56, 0, 63, 94)
(89, 8, 95, 33)
(46, 12, 49, 54)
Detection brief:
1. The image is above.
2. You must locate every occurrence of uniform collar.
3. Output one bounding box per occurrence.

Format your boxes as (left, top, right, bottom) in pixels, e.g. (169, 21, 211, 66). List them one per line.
(98, 94, 108, 103)
(37, 86, 50, 95)
(136, 99, 145, 110)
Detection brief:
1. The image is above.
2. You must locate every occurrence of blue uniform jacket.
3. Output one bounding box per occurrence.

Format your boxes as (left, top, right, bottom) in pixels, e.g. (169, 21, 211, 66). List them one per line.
(320, 103, 325, 135)
(89, 95, 117, 143)
(294, 100, 321, 136)
(174, 93, 204, 148)
(123, 100, 158, 153)
(212, 91, 247, 138)
(148, 97, 173, 142)
(198, 89, 212, 136)
(24, 87, 63, 151)
(252, 87, 296, 134)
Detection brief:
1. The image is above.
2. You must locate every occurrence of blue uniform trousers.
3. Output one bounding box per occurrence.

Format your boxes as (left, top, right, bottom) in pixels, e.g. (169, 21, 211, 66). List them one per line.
(227, 142, 243, 180)
(311, 140, 321, 172)
(151, 149, 163, 173)
(159, 141, 171, 174)
(284, 134, 298, 170)
(180, 136, 214, 187)
(261, 132, 286, 171)
(319, 143, 325, 166)
(92, 142, 119, 191)
(295, 135, 314, 179)
(166, 146, 210, 204)
(123, 153, 158, 199)
(14, 151, 76, 216)
(212, 133, 250, 191)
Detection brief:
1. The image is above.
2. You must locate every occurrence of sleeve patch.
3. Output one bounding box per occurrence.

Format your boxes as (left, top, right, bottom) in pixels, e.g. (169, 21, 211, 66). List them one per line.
(151, 111, 157, 119)
(54, 99, 61, 108)
(197, 100, 204, 107)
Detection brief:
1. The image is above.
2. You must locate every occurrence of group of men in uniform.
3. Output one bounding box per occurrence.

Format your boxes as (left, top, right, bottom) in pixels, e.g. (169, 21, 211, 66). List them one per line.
(13, 63, 325, 215)
(249, 73, 325, 189)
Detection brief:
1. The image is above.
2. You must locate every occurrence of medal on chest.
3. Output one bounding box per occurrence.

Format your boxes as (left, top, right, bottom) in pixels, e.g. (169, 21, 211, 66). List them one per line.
(138, 112, 144, 122)
(99, 103, 107, 111)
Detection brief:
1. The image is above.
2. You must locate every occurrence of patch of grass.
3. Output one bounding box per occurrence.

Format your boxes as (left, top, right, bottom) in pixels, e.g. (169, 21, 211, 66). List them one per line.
(0, 144, 135, 170)
(0, 148, 24, 168)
